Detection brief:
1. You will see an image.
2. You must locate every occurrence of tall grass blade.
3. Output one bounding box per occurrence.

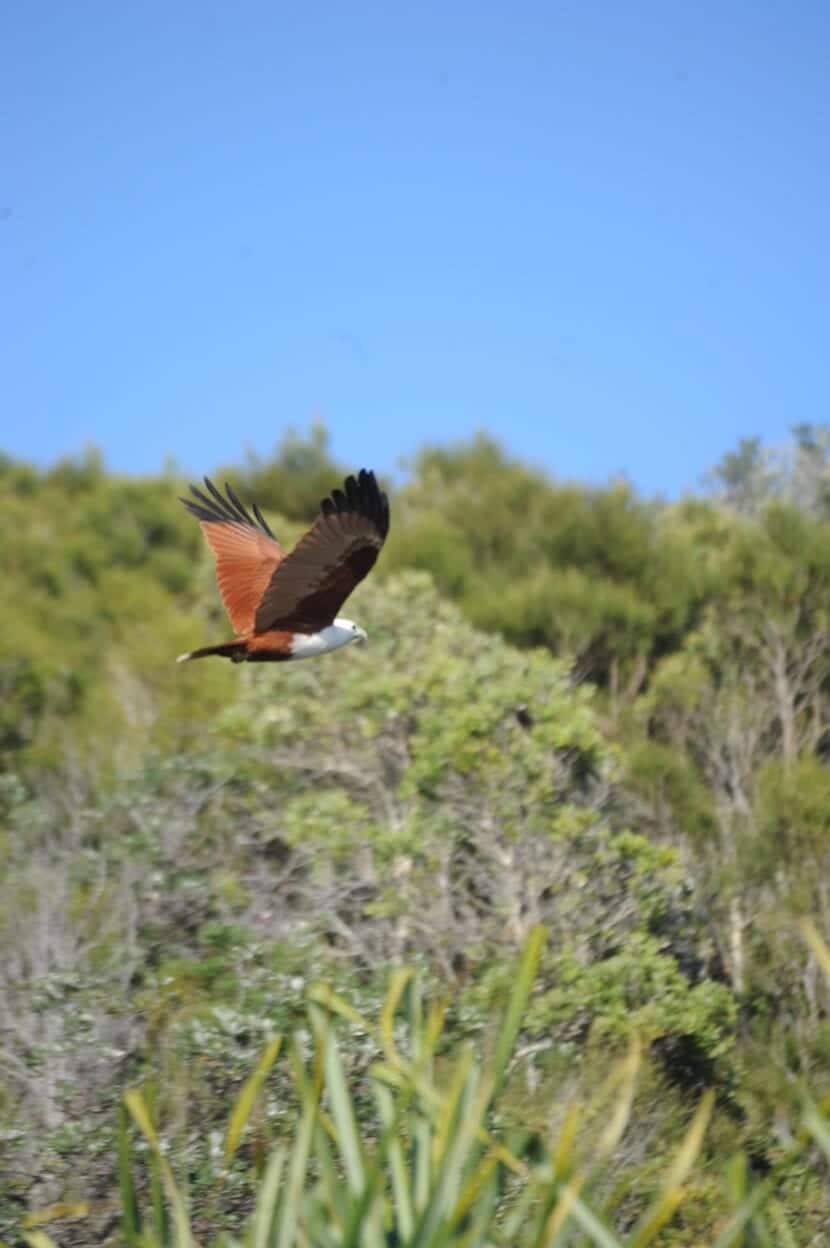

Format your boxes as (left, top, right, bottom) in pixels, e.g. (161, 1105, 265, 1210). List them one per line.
(748, 1211, 776, 1248)
(551, 1101, 580, 1181)
(306, 982, 370, 1030)
(22, 1204, 90, 1230)
(339, 1156, 387, 1248)
(409, 1048, 478, 1248)
(456, 1159, 502, 1247)
(380, 966, 415, 1062)
(413, 1102, 433, 1216)
(224, 1034, 283, 1168)
(124, 1088, 194, 1247)
(567, 1194, 626, 1248)
(431, 1045, 475, 1165)
(310, 1006, 365, 1195)
(251, 1144, 286, 1248)
(374, 1081, 414, 1240)
(628, 1088, 714, 1246)
(311, 1119, 346, 1227)
(118, 1100, 142, 1245)
(450, 1151, 501, 1231)
(489, 925, 547, 1106)
(274, 1040, 322, 1248)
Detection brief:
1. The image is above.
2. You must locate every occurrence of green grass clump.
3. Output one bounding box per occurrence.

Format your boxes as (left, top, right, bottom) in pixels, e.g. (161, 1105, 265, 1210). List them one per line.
(15, 925, 830, 1247)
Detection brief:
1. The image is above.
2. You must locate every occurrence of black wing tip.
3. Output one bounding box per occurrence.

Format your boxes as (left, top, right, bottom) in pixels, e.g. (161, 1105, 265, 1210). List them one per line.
(180, 476, 272, 535)
(320, 468, 390, 539)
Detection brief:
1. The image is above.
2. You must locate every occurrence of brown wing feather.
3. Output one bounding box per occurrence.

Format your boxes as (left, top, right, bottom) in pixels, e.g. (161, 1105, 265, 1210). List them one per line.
(180, 479, 284, 634)
(255, 469, 390, 633)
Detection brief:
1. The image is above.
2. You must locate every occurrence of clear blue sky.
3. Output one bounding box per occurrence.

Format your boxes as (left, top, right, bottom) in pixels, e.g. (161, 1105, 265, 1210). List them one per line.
(2, 2, 828, 496)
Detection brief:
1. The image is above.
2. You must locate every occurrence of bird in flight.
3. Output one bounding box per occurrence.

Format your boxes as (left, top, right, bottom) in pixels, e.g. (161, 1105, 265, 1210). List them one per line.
(177, 469, 390, 664)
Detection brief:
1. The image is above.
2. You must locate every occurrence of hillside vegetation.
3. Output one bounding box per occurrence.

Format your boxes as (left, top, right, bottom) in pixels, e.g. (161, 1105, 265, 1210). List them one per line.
(2, 425, 830, 1243)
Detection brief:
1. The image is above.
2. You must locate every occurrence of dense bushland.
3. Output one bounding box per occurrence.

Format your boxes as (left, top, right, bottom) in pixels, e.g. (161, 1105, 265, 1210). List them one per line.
(2, 425, 830, 1242)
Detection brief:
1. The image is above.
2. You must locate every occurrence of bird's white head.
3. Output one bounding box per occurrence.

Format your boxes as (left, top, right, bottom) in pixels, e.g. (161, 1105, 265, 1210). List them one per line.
(290, 618, 368, 660)
(334, 617, 368, 645)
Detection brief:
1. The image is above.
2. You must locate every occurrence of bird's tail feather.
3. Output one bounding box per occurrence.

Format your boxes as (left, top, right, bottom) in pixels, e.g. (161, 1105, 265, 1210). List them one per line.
(176, 641, 247, 663)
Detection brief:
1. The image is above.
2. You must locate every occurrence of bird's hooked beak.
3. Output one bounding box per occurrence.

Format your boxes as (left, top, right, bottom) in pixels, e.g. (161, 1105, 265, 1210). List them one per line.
(356, 626, 368, 644)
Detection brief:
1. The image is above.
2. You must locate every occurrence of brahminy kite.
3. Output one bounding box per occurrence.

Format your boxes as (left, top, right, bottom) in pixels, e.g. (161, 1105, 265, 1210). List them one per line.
(177, 470, 389, 664)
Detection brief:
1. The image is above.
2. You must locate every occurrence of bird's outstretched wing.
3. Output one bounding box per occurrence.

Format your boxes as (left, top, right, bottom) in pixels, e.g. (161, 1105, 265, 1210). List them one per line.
(254, 469, 390, 633)
(181, 478, 284, 634)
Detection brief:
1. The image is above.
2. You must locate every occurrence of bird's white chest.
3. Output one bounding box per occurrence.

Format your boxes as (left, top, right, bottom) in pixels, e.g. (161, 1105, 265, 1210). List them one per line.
(289, 624, 353, 660)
